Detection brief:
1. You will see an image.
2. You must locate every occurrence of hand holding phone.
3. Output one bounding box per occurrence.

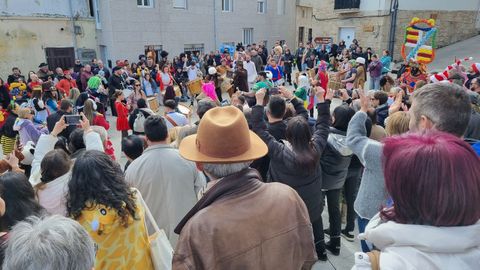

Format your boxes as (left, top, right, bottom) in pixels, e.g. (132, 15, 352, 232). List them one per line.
(65, 115, 81, 126)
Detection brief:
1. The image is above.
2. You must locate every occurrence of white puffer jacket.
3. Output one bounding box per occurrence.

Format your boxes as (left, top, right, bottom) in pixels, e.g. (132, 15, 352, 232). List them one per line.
(352, 214, 480, 270)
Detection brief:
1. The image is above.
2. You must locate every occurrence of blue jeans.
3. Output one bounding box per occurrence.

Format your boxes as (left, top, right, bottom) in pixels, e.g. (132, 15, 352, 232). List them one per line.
(369, 76, 381, 90)
(357, 217, 373, 252)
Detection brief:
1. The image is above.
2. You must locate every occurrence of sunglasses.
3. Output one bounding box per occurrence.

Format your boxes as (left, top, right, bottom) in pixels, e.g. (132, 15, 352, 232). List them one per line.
(135, 84, 141, 87)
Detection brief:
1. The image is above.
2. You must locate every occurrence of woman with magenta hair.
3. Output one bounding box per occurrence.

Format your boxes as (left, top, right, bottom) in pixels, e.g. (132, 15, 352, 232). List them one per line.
(352, 131, 480, 269)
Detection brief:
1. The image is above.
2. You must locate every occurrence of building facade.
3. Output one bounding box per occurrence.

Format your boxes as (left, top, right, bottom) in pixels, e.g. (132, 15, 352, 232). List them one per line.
(309, 0, 480, 61)
(0, 0, 98, 76)
(97, 0, 296, 67)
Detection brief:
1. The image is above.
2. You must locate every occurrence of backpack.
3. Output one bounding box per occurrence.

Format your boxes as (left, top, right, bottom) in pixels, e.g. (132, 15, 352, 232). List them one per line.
(133, 110, 147, 133)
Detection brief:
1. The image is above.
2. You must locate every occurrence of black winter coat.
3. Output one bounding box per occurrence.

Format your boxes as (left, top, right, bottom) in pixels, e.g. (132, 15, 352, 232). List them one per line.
(252, 100, 331, 222)
(1, 112, 18, 138)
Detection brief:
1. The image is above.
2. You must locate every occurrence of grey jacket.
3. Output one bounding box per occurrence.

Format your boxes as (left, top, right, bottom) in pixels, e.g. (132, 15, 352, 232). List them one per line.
(320, 128, 353, 190)
(346, 111, 388, 220)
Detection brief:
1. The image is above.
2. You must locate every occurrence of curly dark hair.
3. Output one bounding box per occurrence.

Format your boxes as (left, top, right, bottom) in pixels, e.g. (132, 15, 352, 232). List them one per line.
(67, 150, 137, 227)
(0, 172, 44, 231)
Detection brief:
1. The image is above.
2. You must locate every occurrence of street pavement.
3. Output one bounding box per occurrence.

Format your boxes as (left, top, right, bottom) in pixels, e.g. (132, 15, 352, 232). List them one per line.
(427, 35, 480, 71)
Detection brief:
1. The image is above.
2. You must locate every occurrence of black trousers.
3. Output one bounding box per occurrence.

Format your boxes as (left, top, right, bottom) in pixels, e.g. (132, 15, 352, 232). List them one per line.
(324, 189, 342, 238)
(312, 216, 325, 247)
(343, 167, 362, 232)
(215, 87, 223, 102)
(296, 58, 302, 71)
(110, 98, 117, 117)
(285, 72, 292, 84)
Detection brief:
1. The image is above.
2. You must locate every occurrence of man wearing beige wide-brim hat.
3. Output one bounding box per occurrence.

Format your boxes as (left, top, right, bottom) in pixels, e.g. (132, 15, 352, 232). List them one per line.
(173, 106, 317, 269)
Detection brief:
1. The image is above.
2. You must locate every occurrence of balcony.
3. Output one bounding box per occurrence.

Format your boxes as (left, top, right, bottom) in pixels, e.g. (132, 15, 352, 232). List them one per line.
(334, 0, 360, 14)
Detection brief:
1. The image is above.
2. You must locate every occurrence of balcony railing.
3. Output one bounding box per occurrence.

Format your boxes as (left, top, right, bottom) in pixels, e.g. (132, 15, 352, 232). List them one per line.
(334, 0, 360, 10)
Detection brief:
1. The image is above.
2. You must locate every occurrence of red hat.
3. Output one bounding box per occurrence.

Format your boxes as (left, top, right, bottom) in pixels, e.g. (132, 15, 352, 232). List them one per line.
(430, 73, 447, 83)
(471, 63, 480, 74)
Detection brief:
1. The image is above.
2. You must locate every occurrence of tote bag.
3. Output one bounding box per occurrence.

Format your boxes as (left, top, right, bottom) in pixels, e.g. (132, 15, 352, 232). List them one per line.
(135, 189, 174, 270)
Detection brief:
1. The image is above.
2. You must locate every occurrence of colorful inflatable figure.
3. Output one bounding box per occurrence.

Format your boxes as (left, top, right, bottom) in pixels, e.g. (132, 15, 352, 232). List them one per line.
(401, 18, 438, 64)
(399, 60, 428, 94)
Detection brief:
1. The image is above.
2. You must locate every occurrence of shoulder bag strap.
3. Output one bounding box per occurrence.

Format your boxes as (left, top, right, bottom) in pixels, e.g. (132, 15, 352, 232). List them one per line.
(132, 188, 161, 234)
(164, 114, 178, 127)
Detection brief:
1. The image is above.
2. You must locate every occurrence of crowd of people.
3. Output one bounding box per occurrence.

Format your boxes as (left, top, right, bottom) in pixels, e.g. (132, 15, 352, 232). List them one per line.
(0, 36, 479, 270)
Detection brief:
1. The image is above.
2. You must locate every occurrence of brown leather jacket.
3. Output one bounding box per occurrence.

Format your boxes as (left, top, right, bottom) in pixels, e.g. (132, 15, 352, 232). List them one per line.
(173, 169, 317, 270)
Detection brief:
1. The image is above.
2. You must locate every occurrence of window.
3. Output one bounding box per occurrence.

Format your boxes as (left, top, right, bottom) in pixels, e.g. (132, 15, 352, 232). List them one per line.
(184, 44, 205, 55)
(93, 0, 101, 29)
(222, 0, 233, 12)
(334, 0, 360, 10)
(137, 0, 153, 8)
(243, 28, 253, 45)
(298, 27, 304, 44)
(308, 28, 312, 42)
(302, 8, 306, 18)
(277, 0, 285, 15)
(173, 0, 187, 9)
(257, 0, 266, 14)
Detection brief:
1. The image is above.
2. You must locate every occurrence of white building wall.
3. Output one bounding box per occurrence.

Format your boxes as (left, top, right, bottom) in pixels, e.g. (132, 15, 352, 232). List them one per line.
(97, 0, 296, 65)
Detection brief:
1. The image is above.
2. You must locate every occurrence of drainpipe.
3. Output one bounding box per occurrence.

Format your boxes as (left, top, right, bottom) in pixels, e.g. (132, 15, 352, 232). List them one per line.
(388, 0, 399, 60)
(68, 0, 78, 58)
(213, 0, 218, 51)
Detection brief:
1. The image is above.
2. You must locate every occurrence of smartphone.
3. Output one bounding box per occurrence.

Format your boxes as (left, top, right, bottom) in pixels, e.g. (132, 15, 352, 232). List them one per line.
(65, 115, 81, 126)
(269, 87, 279, 95)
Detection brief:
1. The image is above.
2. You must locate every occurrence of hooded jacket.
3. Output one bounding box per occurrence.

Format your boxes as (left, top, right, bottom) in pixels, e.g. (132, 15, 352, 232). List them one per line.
(352, 214, 480, 270)
(320, 127, 353, 190)
(13, 118, 46, 146)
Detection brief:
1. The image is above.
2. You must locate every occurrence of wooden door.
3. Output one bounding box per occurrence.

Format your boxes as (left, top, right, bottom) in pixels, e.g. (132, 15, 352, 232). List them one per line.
(45, 47, 75, 70)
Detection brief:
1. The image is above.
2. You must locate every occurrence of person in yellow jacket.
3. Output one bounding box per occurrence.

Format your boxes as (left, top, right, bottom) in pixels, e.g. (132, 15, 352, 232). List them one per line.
(67, 149, 154, 270)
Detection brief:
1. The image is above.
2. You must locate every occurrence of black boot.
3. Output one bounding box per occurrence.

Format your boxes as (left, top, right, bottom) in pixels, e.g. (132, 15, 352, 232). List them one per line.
(326, 236, 341, 256)
(315, 241, 328, 261)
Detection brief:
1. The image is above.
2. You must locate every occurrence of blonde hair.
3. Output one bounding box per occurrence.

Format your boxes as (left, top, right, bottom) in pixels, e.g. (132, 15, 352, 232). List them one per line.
(17, 108, 32, 119)
(68, 88, 81, 103)
(83, 99, 95, 124)
(385, 111, 410, 136)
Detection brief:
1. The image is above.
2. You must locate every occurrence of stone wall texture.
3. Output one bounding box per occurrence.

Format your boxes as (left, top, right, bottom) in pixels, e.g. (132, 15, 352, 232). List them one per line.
(310, 0, 479, 62)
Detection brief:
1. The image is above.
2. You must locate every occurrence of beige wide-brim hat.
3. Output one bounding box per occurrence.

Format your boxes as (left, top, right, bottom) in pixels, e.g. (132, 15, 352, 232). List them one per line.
(179, 106, 268, 163)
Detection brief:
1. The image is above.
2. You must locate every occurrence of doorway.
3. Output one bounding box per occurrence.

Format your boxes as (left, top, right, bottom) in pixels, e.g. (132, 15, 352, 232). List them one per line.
(338, 27, 355, 47)
(45, 47, 75, 70)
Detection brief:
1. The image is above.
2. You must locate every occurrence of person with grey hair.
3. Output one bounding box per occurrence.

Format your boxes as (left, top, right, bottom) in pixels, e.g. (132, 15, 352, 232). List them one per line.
(2, 215, 95, 270)
(346, 82, 472, 253)
(174, 105, 317, 269)
(409, 82, 471, 137)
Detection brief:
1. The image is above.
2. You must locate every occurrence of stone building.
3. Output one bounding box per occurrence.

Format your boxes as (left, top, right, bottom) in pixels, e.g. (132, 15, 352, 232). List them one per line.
(97, 0, 296, 67)
(0, 0, 98, 76)
(310, 0, 480, 61)
(295, 0, 314, 45)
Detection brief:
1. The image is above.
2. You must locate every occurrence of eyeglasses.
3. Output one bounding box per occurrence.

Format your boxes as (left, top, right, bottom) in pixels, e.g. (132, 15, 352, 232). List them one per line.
(135, 84, 141, 87)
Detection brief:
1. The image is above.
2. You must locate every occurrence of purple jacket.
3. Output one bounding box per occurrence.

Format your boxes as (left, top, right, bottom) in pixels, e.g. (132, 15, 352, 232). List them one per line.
(13, 119, 48, 146)
(368, 61, 383, 78)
